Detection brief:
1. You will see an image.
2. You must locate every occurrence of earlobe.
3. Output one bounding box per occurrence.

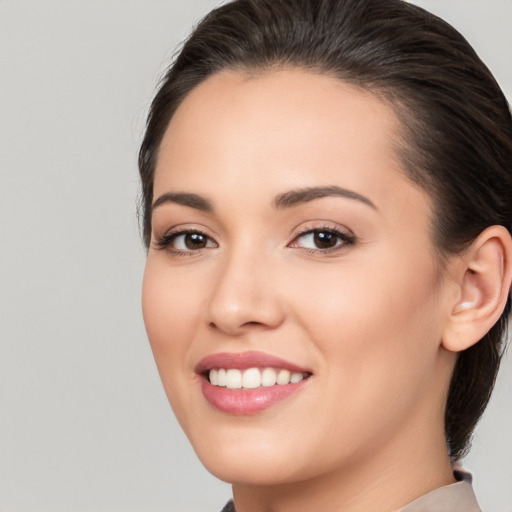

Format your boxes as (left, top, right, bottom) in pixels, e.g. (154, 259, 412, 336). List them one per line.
(442, 225, 512, 353)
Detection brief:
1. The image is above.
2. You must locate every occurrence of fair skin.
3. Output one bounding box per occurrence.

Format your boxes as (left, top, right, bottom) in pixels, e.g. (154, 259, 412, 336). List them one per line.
(142, 69, 512, 512)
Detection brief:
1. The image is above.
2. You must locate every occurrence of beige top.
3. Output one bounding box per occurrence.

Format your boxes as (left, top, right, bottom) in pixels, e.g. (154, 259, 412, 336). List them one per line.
(220, 471, 482, 512)
(399, 471, 481, 512)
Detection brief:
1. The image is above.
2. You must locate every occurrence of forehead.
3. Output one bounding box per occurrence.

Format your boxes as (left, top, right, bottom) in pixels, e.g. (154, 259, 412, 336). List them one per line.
(154, 68, 427, 216)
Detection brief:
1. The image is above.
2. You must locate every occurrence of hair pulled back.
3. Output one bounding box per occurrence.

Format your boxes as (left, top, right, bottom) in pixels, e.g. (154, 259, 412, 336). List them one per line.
(139, 0, 512, 460)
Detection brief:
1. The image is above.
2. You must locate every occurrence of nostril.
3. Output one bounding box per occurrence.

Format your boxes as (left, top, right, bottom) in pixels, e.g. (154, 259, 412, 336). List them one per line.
(208, 320, 266, 331)
(243, 321, 264, 327)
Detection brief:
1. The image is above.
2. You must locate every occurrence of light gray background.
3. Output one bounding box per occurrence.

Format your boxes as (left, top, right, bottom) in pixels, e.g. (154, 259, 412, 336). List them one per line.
(0, 1, 510, 511)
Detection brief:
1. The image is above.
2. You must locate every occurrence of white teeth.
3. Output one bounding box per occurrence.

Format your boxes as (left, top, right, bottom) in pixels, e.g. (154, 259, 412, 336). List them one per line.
(290, 372, 304, 383)
(226, 369, 242, 389)
(217, 368, 227, 387)
(242, 368, 261, 389)
(277, 369, 291, 385)
(261, 367, 277, 387)
(209, 367, 307, 388)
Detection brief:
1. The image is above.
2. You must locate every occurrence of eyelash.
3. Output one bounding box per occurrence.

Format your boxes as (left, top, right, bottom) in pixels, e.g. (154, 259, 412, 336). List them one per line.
(153, 225, 356, 256)
(153, 229, 218, 256)
(289, 225, 356, 253)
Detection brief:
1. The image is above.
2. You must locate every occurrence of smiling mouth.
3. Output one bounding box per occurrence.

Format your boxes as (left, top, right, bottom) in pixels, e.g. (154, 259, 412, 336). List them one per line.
(196, 352, 313, 414)
(207, 367, 310, 389)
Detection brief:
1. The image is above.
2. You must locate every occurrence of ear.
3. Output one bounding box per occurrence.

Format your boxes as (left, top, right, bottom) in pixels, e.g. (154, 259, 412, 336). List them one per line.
(442, 225, 512, 353)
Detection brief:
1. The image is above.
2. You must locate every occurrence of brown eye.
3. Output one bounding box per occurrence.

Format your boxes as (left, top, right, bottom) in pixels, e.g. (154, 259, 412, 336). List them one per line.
(313, 231, 338, 249)
(155, 230, 217, 253)
(290, 228, 355, 252)
(183, 233, 208, 250)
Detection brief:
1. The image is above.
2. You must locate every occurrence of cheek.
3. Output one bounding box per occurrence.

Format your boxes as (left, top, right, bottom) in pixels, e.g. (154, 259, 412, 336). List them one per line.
(141, 259, 203, 374)
(292, 255, 444, 385)
(141, 258, 211, 431)
(283, 259, 446, 460)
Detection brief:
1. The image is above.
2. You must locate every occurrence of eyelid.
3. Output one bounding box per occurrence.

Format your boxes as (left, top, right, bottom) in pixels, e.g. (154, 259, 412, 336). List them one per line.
(287, 221, 356, 252)
(289, 221, 355, 241)
(152, 224, 219, 253)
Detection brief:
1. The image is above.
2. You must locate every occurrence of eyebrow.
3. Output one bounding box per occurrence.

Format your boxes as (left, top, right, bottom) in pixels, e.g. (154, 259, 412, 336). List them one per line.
(151, 185, 375, 213)
(273, 186, 376, 209)
(152, 192, 213, 212)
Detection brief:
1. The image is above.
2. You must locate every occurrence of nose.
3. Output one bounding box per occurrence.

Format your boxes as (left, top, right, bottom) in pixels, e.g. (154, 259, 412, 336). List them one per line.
(205, 248, 286, 336)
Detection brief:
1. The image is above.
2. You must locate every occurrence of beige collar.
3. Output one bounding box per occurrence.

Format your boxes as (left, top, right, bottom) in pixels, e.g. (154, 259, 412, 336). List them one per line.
(399, 472, 481, 512)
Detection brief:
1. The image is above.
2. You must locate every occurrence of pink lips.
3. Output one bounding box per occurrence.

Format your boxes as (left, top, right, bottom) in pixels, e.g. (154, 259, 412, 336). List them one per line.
(196, 351, 311, 415)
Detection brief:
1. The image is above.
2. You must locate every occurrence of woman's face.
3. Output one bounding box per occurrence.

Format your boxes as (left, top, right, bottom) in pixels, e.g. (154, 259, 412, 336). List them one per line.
(142, 69, 456, 485)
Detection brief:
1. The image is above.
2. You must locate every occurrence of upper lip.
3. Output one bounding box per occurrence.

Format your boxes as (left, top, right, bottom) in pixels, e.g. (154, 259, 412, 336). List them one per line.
(195, 351, 312, 375)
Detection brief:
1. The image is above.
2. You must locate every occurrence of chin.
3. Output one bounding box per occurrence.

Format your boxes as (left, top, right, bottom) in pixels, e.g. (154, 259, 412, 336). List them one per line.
(187, 424, 311, 486)
(200, 453, 302, 486)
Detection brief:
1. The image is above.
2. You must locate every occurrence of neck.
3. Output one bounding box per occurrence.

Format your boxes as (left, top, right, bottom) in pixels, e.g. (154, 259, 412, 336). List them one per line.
(231, 411, 455, 512)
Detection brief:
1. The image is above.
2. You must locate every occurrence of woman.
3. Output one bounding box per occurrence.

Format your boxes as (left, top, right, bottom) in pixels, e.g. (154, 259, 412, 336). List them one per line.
(139, 0, 512, 510)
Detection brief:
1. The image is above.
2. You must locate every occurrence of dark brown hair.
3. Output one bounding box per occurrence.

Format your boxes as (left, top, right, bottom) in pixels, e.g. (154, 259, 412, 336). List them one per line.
(139, 0, 512, 460)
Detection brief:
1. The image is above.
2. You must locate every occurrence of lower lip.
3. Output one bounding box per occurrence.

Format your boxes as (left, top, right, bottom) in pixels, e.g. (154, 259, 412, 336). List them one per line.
(200, 377, 309, 415)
